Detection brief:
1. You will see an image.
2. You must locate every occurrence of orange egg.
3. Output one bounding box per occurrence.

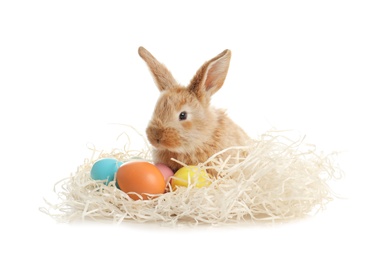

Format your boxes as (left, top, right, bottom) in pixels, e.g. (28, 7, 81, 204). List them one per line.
(116, 161, 166, 200)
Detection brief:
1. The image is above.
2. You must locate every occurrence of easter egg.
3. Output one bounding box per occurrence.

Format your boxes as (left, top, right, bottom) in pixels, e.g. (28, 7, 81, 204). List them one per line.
(116, 161, 166, 200)
(90, 158, 123, 185)
(155, 163, 174, 183)
(171, 166, 211, 189)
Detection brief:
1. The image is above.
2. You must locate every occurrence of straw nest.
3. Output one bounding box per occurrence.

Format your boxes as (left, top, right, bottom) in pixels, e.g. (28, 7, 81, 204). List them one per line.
(41, 130, 341, 226)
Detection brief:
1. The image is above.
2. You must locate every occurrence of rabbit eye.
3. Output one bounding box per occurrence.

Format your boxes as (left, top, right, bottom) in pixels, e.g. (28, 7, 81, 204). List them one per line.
(179, 111, 187, 121)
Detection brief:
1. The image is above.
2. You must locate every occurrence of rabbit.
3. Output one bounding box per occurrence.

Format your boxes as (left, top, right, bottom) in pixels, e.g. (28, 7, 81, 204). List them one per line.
(138, 46, 250, 175)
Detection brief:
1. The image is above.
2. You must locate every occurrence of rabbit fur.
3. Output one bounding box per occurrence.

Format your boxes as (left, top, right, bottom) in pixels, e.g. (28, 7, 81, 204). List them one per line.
(138, 47, 250, 175)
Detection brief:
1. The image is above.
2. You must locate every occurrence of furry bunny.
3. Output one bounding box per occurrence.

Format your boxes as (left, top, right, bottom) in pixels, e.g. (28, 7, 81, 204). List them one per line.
(138, 47, 249, 175)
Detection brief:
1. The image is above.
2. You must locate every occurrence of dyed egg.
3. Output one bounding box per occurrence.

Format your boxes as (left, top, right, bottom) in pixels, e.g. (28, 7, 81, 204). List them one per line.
(90, 158, 123, 185)
(116, 161, 166, 200)
(171, 166, 211, 189)
(155, 163, 174, 183)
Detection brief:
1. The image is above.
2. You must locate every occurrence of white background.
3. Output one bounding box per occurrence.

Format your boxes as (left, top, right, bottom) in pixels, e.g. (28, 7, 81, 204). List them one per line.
(1, 1, 389, 259)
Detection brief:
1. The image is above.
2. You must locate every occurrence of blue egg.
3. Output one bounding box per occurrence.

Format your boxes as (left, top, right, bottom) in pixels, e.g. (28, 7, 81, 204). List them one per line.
(90, 158, 123, 185)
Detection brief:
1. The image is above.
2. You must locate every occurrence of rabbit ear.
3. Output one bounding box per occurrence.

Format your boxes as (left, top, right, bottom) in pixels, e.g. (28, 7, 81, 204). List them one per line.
(188, 49, 231, 101)
(138, 47, 178, 91)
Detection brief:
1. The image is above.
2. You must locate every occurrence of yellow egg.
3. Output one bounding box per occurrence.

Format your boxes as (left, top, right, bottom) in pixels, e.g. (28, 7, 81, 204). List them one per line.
(171, 166, 211, 189)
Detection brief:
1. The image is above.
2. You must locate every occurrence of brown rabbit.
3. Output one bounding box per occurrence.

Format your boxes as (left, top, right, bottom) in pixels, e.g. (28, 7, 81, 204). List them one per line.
(138, 47, 250, 175)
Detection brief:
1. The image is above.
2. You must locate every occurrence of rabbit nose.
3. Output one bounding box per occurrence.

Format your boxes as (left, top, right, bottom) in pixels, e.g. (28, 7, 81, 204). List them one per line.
(154, 130, 162, 141)
(147, 127, 163, 144)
